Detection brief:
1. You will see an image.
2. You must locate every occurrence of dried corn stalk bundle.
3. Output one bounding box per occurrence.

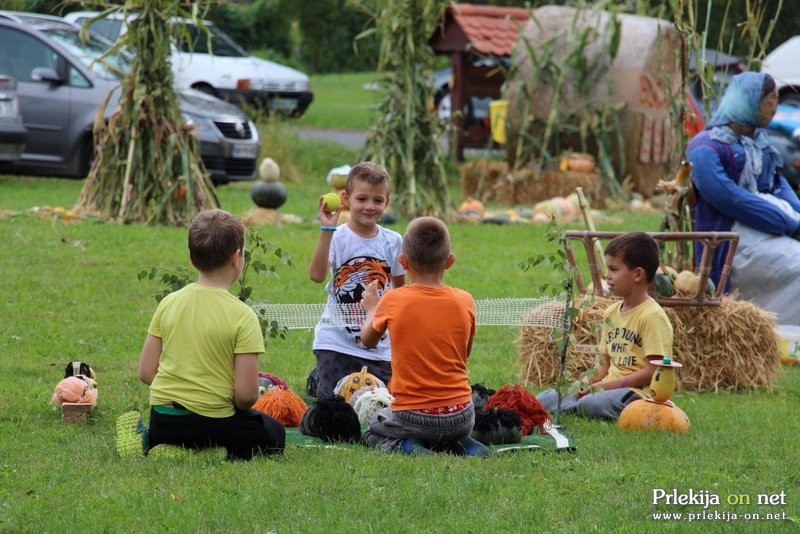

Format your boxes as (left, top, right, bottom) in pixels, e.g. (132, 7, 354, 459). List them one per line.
(517, 296, 781, 392)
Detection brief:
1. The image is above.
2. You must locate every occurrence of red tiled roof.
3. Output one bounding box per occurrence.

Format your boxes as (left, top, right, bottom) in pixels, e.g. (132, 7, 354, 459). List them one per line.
(446, 4, 530, 56)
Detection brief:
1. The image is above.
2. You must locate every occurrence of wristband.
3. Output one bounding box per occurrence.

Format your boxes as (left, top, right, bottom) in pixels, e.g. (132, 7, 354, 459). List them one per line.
(320, 226, 337, 232)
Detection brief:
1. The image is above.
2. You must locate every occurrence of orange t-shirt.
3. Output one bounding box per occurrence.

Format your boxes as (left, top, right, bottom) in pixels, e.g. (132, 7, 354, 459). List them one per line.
(371, 284, 475, 411)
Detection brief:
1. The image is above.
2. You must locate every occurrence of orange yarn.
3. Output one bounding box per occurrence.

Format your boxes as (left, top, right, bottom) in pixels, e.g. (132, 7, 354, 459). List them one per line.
(52, 376, 98, 406)
(483, 384, 550, 435)
(252, 387, 308, 427)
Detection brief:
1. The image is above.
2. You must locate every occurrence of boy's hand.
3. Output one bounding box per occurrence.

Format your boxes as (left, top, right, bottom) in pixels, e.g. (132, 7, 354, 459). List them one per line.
(318, 195, 341, 226)
(362, 280, 381, 312)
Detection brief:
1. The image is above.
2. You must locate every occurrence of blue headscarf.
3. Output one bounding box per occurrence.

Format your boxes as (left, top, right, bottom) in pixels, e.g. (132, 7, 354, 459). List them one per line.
(706, 71, 782, 192)
(707, 71, 767, 128)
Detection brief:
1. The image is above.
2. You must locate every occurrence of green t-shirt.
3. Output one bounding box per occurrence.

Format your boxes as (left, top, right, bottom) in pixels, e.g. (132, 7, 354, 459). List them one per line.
(598, 297, 673, 396)
(148, 283, 265, 417)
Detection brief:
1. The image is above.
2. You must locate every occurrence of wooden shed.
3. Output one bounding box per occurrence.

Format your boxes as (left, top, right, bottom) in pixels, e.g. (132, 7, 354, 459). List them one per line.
(429, 4, 529, 160)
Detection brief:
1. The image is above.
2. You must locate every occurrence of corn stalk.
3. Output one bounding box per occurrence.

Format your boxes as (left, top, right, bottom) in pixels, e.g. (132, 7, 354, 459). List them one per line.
(356, 0, 450, 218)
(73, 0, 219, 226)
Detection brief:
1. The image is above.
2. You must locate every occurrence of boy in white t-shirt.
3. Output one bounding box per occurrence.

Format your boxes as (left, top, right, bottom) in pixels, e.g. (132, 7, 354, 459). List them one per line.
(309, 162, 406, 399)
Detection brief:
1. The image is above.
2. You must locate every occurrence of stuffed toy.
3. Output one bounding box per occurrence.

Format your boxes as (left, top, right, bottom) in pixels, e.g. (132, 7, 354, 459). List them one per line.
(472, 408, 522, 445)
(484, 384, 551, 435)
(333, 366, 385, 402)
(470, 382, 496, 412)
(299, 396, 362, 443)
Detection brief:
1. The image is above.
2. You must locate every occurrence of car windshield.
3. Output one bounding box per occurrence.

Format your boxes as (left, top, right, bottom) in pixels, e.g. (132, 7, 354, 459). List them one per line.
(177, 23, 248, 58)
(42, 27, 130, 80)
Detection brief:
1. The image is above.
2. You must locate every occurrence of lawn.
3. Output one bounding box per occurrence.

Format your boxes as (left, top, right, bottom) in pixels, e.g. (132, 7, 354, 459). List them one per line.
(1, 123, 798, 532)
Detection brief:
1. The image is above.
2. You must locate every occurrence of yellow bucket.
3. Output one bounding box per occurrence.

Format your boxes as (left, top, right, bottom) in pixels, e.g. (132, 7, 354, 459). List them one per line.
(489, 99, 508, 144)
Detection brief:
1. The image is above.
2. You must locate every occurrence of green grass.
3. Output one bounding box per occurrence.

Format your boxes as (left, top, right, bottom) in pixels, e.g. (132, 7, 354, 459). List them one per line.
(296, 71, 383, 130)
(1, 129, 799, 532)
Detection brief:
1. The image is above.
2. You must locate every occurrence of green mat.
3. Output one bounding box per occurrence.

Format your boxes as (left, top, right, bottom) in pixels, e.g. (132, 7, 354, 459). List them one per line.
(285, 424, 575, 454)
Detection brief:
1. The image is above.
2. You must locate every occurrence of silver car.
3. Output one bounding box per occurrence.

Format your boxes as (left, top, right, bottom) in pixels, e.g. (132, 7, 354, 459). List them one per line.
(0, 12, 259, 183)
(0, 74, 27, 163)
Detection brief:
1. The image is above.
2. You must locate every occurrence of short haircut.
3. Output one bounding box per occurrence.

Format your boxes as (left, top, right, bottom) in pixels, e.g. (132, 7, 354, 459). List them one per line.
(188, 209, 245, 272)
(402, 216, 450, 272)
(604, 232, 659, 282)
(346, 161, 391, 194)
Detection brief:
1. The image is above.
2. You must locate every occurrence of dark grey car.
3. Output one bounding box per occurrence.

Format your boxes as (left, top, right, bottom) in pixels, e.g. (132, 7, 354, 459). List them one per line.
(0, 14, 259, 183)
(0, 74, 27, 163)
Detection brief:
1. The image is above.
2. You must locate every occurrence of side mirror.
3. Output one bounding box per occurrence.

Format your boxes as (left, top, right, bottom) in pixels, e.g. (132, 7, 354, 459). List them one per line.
(31, 67, 63, 84)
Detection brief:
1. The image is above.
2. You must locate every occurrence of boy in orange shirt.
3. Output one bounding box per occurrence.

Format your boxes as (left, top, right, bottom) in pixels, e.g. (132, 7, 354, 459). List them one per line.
(360, 217, 491, 456)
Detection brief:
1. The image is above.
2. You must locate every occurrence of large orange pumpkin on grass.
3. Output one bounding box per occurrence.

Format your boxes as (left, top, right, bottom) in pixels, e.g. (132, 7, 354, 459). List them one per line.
(618, 399, 691, 433)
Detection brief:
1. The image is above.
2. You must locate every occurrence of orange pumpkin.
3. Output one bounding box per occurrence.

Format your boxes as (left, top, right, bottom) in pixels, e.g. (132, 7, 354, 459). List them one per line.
(566, 154, 596, 173)
(618, 399, 691, 433)
(458, 198, 485, 218)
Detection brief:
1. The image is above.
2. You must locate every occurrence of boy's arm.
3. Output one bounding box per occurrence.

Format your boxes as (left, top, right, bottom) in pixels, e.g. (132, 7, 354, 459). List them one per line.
(233, 353, 260, 410)
(595, 355, 660, 391)
(576, 354, 609, 398)
(309, 200, 340, 283)
(359, 280, 384, 348)
(138, 334, 162, 386)
(309, 230, 334, 283)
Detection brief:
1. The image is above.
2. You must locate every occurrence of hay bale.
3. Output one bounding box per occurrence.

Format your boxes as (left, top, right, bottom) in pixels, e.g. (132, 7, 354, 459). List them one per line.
(517, 296, 781, 392)
(515, 169, 603, 206)
(460, 160, 509, 200)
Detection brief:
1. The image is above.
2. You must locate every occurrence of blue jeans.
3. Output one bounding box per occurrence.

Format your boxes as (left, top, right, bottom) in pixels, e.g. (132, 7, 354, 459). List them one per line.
(536, 387, 641, 420)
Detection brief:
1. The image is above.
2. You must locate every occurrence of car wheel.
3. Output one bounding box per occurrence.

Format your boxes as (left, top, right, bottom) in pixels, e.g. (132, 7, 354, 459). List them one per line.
(77, 134, 94, 179)
(779, 91, 800, 107)
(192, 83, 220, 99)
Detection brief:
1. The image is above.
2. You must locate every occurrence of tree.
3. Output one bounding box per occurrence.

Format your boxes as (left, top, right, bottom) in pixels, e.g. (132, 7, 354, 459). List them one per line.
(360, 0, 452, 218)
(73, 1, 219, 225)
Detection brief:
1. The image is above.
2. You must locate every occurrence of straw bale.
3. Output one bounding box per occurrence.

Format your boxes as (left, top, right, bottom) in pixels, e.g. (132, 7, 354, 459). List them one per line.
(517, 296, 781, 392)
(516, 169, 604, 206)
(460, 160, 509, 200)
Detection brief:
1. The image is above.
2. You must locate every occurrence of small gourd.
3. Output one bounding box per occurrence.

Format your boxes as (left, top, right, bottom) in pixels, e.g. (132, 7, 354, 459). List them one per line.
(259, 157, 281, 182)
(654, 272, 675, 298)
(333, 366, 384, 402)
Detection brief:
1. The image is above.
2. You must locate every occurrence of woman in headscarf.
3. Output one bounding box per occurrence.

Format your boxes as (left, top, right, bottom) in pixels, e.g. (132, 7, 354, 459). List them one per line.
(687, 71, 800, 324)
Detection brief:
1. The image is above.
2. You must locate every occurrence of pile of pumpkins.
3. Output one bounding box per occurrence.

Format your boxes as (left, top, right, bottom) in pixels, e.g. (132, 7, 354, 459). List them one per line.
(250, 157, 287, 210)
(654, 266, 715, 299)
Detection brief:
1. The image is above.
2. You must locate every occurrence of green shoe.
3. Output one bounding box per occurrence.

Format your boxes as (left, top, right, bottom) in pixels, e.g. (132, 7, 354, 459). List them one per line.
(115, 411, 144, 458)
(148, 444, 193, 459)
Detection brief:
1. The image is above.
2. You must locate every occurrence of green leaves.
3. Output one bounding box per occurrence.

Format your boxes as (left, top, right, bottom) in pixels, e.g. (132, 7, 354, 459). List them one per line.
(138, 228, 292, 340)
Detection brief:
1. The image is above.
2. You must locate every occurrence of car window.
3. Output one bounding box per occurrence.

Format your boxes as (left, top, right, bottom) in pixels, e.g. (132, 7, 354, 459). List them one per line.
(0, 26, 58, 82)
(87, 18, 123, 41)
(177, 23, 247, 58)
(43, 28, 130, 81)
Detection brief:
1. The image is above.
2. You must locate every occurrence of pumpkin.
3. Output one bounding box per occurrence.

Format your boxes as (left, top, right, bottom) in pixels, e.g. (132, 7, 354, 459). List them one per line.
(251, 180, 287, 209)
(673, 270, 701, 296)
(654, 272, 675, 298)
(258, 157, 281, 182)
(333, 366, 384, 402)
(618, 399, 691, 433)
(565, 153, 596, 173)
(458, 198, 485, 217)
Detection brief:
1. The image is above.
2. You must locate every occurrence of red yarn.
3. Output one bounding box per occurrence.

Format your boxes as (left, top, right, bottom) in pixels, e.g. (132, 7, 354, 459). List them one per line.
(252, 387, 307, 427)
(483, 384, 550, 435)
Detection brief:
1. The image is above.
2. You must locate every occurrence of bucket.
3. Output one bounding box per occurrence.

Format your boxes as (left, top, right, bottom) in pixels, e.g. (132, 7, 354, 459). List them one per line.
(489, 100, 508, 144)
(776, 324, 800, 364)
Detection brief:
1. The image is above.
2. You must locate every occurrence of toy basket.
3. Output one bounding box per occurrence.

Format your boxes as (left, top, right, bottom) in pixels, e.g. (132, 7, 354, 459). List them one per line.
(564, 230, 739, 307)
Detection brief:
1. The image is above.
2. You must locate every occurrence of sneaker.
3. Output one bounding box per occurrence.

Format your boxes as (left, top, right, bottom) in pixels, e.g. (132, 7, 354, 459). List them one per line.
(398, 438, 433, 455)
(148, 444, 193, 460)
(451, 436, 495, 458)
(115, 411, 144, 458)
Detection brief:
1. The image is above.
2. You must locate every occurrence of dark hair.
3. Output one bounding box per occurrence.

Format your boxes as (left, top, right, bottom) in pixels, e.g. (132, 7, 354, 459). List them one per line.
(402, 216, 451, 272)
(345, 161, 391, 194)
(604, 232, 659, 282)
(762, 74, 776, 99)
(188, 209, 245, 272)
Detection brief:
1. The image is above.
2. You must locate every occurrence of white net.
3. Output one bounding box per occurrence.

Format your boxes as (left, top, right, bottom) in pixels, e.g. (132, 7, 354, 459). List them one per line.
(252, 296, 569, 330)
